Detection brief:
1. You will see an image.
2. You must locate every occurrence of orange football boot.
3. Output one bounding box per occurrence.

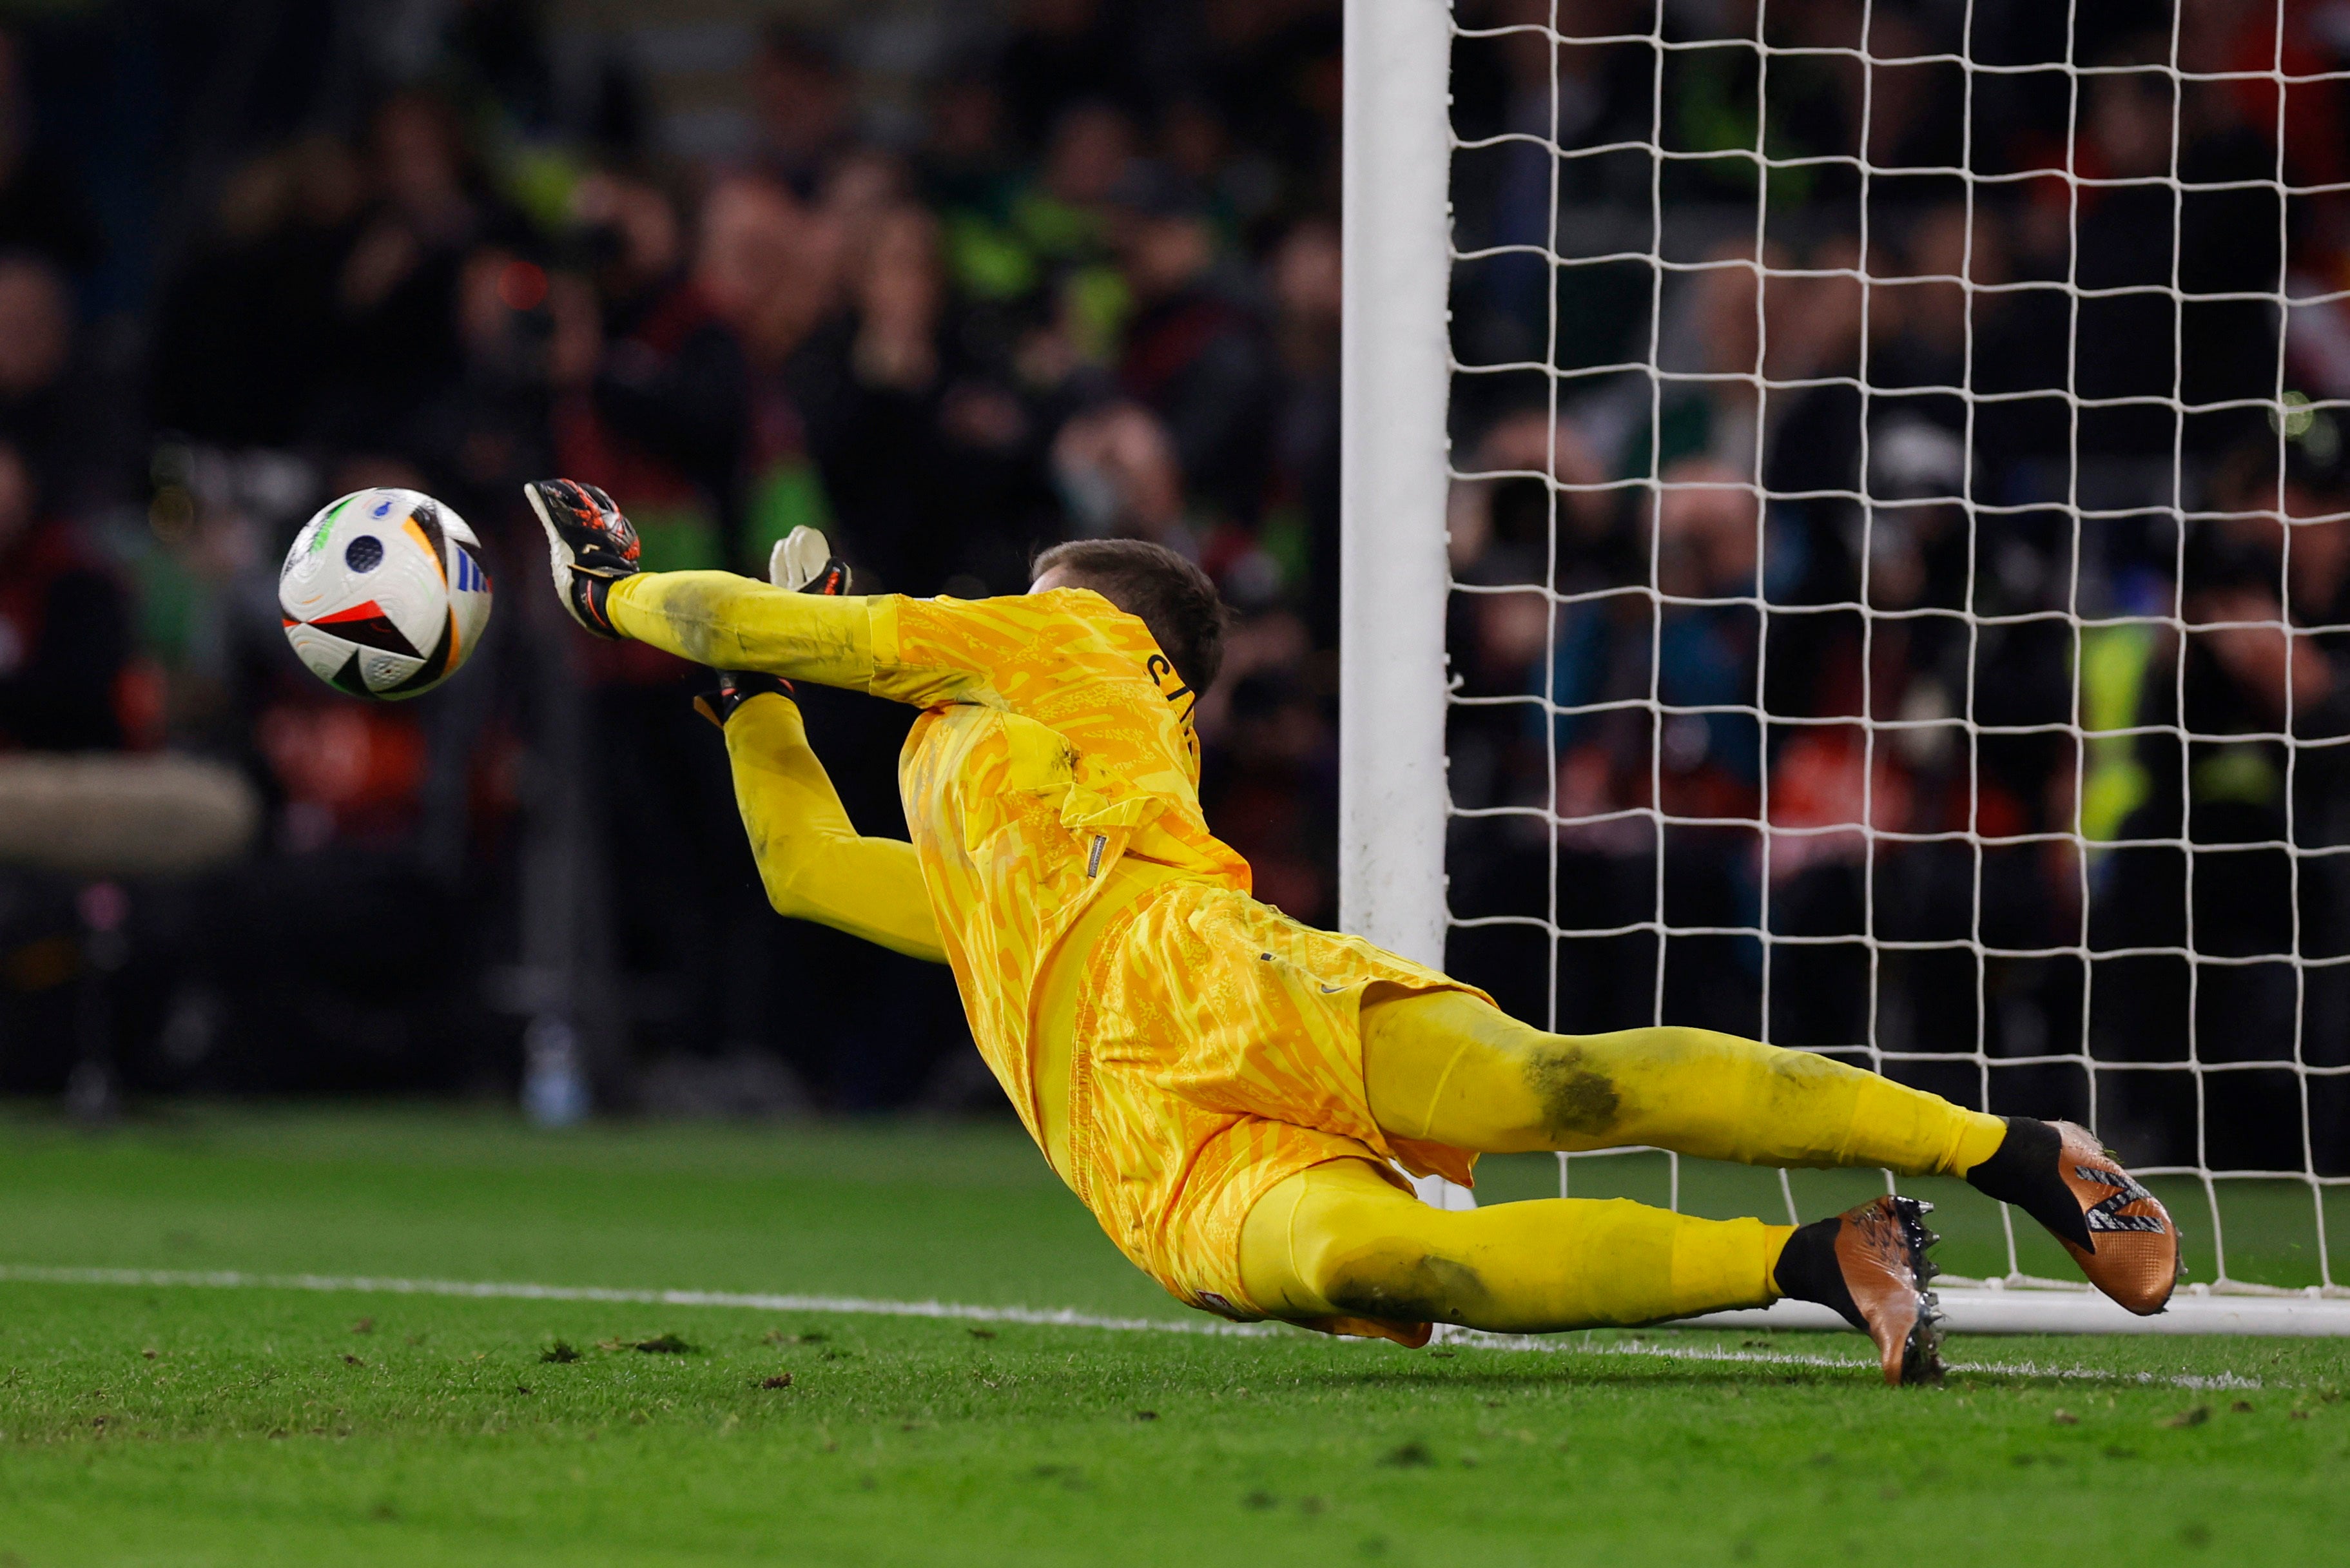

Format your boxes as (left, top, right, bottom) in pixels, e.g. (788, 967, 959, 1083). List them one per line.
(1827, 1195, 1945, 1386)
(2046, 1121, 2180, 1315)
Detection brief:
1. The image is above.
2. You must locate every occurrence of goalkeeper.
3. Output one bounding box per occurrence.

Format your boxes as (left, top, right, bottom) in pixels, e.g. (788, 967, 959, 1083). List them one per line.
(528, 478, 2179, 1386)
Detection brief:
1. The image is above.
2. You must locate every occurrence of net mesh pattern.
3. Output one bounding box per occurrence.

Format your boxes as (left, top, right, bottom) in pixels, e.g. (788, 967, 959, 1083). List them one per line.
(1438, 0, 2350, 1294)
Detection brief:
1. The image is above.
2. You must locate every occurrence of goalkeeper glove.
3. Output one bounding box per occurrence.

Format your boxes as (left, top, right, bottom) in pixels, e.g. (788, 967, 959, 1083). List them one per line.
(692, 668, 795, 728)
(523, 478, 640, 638)
(768, 524, 851, 596)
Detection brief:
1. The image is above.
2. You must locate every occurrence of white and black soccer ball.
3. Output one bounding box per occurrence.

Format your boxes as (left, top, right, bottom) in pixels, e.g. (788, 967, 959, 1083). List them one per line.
(279, 488, 492, 700)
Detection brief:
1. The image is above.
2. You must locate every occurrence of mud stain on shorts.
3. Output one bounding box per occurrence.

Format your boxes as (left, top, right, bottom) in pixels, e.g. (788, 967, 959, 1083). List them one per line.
(1524, 1047, 1622, 1139)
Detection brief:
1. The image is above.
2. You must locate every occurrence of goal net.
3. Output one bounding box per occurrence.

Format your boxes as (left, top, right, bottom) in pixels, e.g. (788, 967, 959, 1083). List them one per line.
(1340, 0, 2350, 1333)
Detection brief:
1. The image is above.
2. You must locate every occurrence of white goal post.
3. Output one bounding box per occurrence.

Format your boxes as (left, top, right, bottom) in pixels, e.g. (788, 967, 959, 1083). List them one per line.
(1341, 0, 1469, 1215)
(1339, 0, 2350, 1332)
(1340, 0, 1456, 974)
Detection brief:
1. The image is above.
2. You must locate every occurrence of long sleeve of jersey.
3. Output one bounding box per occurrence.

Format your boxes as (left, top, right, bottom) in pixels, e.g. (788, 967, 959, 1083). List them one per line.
(720, 691, 947, 964)
(604, 571, 1136, 711)
(608, 571, 885, 691)
(608, 567, 1227, 861)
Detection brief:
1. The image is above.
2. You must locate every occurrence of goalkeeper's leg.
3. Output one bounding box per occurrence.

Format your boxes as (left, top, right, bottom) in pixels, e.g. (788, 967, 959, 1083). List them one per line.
(1344, 989, 2177, 1316)
(1242, 1156, 1783, 1329)
(1362, 989, 2004, 1176)
(1237, 1156, 1947, 1384)
(1230, 1004, 1964, 1384)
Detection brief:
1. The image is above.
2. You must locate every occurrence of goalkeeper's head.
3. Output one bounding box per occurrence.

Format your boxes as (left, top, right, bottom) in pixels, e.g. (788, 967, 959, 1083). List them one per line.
(1031, 538, 1228, 695)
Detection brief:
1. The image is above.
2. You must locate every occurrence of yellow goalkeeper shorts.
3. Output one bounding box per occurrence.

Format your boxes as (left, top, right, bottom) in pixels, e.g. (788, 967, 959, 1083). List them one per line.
(1065, 879, 1484, 1319)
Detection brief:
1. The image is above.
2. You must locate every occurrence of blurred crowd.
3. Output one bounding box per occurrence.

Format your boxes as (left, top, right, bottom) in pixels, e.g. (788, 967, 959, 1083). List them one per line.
(4, 0, 2348, 1167)
(1442, 0, 2350, 1169)
(0, 0, 1346, 1113)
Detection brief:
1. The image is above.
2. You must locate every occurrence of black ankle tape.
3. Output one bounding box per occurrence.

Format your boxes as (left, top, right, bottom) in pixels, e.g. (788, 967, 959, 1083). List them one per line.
(1964, 1117, 2090, 1251)
(1773, 1216, 1864, 1330)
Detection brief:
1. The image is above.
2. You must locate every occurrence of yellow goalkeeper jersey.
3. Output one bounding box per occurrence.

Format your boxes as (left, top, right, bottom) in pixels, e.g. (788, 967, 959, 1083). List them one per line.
(882, 590, 1258, 1149)
(606, 575, 1250, 1148)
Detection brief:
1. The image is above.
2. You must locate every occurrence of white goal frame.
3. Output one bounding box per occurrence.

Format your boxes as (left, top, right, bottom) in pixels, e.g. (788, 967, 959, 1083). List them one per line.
(1341, 0, 1473, 1220)
(1337, 0, 2350, 1334)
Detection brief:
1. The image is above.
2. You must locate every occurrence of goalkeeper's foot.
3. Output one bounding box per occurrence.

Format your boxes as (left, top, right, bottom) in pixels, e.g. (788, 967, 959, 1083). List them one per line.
(1776, 1195, 1943, 1387)
(525, 478, 641, 638)
(1967, 1118, 2179, 1315)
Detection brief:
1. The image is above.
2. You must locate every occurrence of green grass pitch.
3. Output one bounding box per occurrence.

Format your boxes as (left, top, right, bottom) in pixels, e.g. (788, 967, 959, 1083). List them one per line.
(2, 1107, 2347, 1567)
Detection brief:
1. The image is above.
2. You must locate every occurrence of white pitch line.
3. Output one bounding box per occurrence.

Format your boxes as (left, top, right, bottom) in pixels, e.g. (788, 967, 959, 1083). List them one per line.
(1515, 1334, 2262, 1389)
(0, 1264, 2256, 1389)
(0, 1264, 1279, 1339)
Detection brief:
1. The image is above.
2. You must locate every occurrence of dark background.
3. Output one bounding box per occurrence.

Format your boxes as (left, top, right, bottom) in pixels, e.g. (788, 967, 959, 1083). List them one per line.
(0, 0, 2344, 1172)
(0, 0, 1352, 1119)
(1441, 0, 2350, 1172)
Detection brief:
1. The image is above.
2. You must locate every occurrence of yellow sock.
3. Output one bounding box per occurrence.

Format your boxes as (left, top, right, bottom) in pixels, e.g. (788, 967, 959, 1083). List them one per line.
(1238, 1158, 1794, 1331)
(1947, 1111, 2009, 1179)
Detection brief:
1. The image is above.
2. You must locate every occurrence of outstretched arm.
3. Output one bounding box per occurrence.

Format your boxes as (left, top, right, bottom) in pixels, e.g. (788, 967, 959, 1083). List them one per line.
(607, 569, 1034, 712)
(536, 477, 1128, 717)
(723, 689, 947, 964)
(610, 570, 884, 692)
(532, 486, 943, 958)
(531, 477, 906, 695)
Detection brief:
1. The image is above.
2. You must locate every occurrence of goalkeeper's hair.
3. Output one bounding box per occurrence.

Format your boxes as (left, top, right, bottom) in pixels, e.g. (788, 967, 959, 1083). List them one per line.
(1032, 538, 1228, 693)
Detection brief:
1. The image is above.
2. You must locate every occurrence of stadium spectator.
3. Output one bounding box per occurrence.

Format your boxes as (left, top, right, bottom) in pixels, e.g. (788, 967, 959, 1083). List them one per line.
(0, 438, 124, 751)
(0, 0, 2328, 1144)
(152, 137, 369, 450)
(1265, 217, 1343, 644)
(1050, 400, 1189, 552)
(998, 0, 1138, 153)
(2092, 436, 2350, 1164)
(0, 32, 100, 276)
(751, 26, 855, 199)
(552, 162, 748, 572)
(309, 92, 532, 460)
(0, 255, 81, 501)
(1111, 172, 1276, 528)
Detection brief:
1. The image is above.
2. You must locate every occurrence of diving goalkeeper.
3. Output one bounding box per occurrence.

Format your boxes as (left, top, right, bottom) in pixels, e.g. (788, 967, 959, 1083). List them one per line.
(527, 477, 2179, 1386)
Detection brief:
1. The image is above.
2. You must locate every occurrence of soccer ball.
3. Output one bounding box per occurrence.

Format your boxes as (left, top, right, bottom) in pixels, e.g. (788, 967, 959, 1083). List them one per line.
(280, 488, 492, 700)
